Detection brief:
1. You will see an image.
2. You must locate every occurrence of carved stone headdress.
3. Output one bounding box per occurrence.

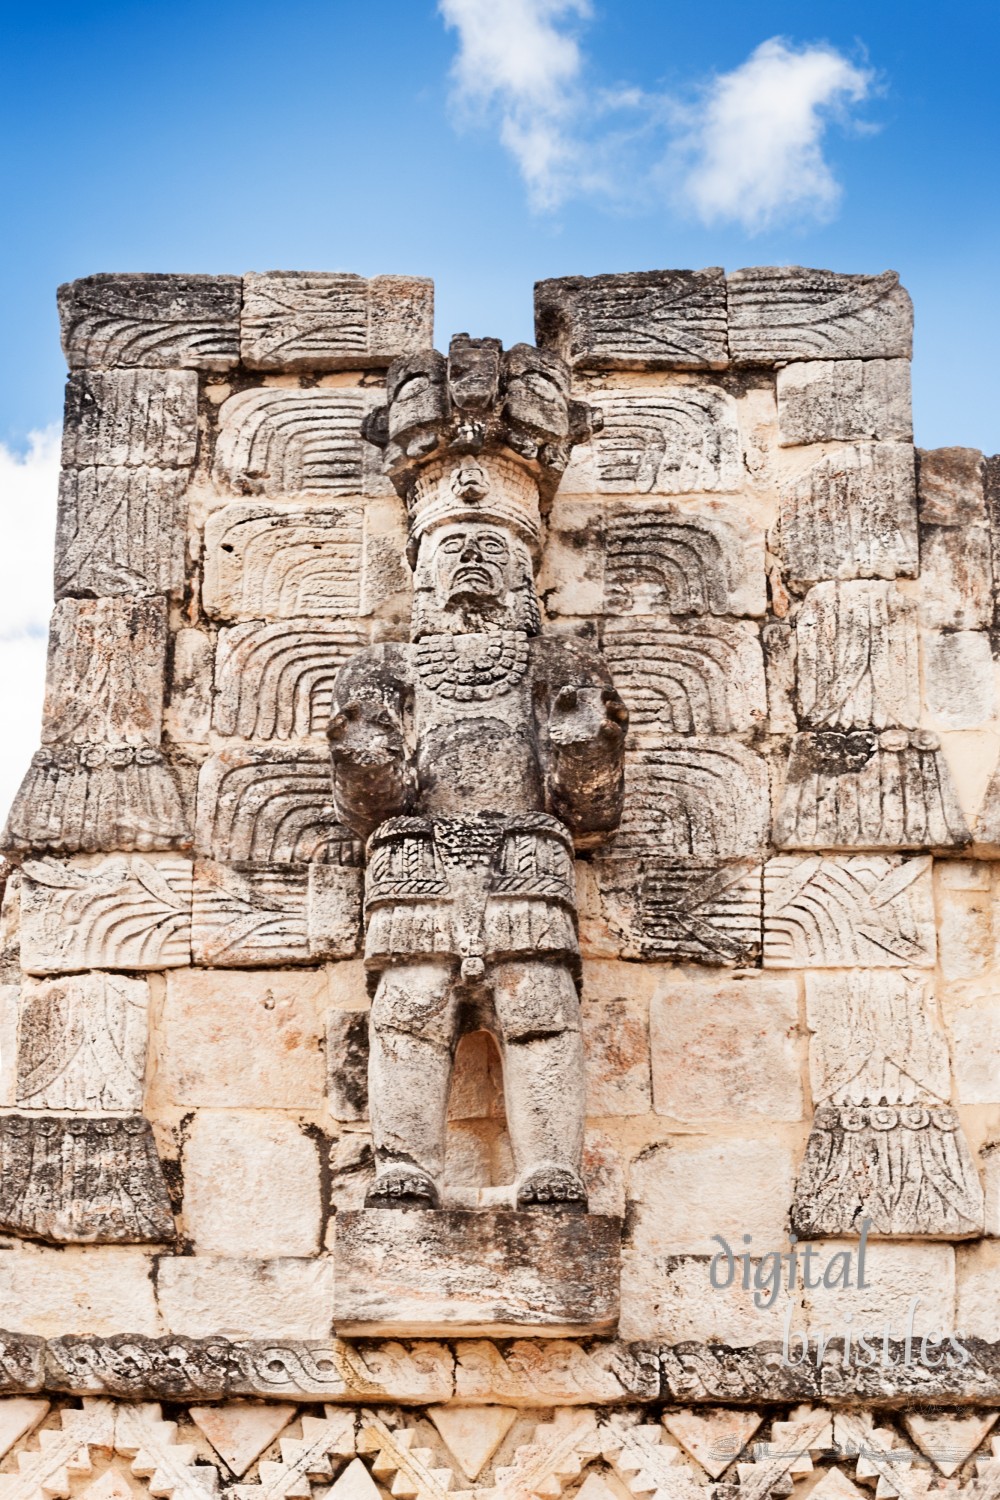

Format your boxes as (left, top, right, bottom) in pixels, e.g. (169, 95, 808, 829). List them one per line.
(362, 335, 601, 563)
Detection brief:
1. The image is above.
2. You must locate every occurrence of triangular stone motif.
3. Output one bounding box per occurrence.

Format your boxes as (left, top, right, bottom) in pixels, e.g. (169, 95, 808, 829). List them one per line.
(324, 1458, 384, 1500)
(0, 1399, 50, 1461)
(576, 1471, 632, 1500)
(903, 1413, 999, 1477)
(809, 1471, 867, 1500)
(79, 1470, 136, 1500)
(662, 1409, 764, 1479)
(190, 1403, 298, 1478)
(428, 1405, 517, 1481)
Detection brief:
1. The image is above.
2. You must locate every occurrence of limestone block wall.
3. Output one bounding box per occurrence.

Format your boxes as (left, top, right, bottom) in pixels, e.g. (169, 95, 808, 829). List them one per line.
(0, 266, 999, 1449)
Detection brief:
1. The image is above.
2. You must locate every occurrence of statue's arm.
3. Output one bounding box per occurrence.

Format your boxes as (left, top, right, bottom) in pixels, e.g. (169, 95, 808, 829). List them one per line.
(537, 640, 629, 847)
(327, 647, 415, 840)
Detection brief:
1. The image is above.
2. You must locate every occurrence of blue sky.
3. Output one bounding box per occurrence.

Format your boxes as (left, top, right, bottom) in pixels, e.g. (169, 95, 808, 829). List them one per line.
(1, 0, 999, 808)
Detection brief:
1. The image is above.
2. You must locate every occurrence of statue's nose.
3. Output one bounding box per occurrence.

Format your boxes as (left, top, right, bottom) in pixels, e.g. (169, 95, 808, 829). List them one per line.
(461, 540, 483, 561)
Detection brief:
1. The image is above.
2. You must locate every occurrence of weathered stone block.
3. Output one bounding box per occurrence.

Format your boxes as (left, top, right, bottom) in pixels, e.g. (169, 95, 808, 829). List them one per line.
(581, 856, 762, 965)
(195, 749, 357, 866)
(935, 860, 997, 980)
(19, 855, 193, 974)
(16, 971, 148, 1110)
(580, 970, 652, 1116)
(619, 1251, 796, 1344)
(0, 1116, 174, 1244)
(774, 730, 969, 850)
(58, 273, 240, 370)
(191, 861, 310, 966)
(918, 447, 987, 525)
(957, 1241, 1000, 1341)
(776, 442, 918, 587)
(62, 370, 197, 468)
(922, 631, 997, 729)
(55, 466, 189, 599)
(333, 1210, 620, 1335)
(212, 621, 368, 740)
(918, 526, 993, 631)
(181, 1112, 322, 1257)
(535, 269, 728, 370)
(618, 739, 770, 857)
(623, 1136, 796, 1258)
(241, 272, 433, 369)
(728, 267, 913, 364)
(203, 502, 365, 621)
(649, 976, 803, 1122)
(542, 498, 766, 619)
(213, 388, 387, 499)
(795, 581, 919, 729)
(603, 618, 766, 735)
(801, 1241, 954, 1335)
(307, 864, 363, 959)
(0, 1244, 160, 1336)
(763, 854, 935, 967)
(560, 385, 741, 494)
(777, 358, 912, 445)
(155, 967, 326, 1108)
(167, 626, 214, 745)
(2, 597, 189, 855)
(943, 989, 1000, 1104)
(155, 1255, 335, 1339)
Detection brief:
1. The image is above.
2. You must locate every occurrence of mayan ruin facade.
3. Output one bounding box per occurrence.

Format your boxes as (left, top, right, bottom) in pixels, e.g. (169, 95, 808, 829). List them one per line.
(0, 262, 999, 1500)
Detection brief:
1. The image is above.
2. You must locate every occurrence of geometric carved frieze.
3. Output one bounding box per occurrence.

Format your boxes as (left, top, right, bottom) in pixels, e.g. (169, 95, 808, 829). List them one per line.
(18, 856, 194, 975)
(776, 443, 919, 588)
(240, 272, 434, 370)
(541, 500, 765, 619)
(534, 269, 729, 371)
(194, 751, 360, 866)
(584, 857, 762, 965)
(0, 1115, 175, 1244)
(62, 371, 198, 468)
(727, 266, 914, 363)
(763, 854, 936, 968)
(58, 273, 241, 370)
(212, 389, 386, 499)
(776, 359, 913, 447)
(791, 970, 985, 1239)
(15, 972, 148, 1111)
(617, 740, 770, 857)
(212, 623, 369, 741)
(202, 504, 365, 622)
(561, 387, 742, 495)
(794, 582, 919, 730)
(775, 731, 970, 851)
(55, 467, 189, 600)
(603, 620, 766, 735)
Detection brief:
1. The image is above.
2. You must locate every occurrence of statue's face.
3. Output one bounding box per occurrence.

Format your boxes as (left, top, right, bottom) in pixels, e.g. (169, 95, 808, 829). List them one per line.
(429, 523, 513, 608)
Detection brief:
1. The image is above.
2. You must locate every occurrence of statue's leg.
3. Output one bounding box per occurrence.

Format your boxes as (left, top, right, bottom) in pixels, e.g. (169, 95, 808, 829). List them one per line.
(491, 958, 588, 1212)
(367, 959, 460, 1208)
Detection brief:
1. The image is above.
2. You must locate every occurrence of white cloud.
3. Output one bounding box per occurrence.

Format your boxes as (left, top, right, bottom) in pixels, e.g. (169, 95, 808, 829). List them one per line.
(438, 0, 593, 208)
(437, 8, 876, 228)
(0, 427, 59, 825)
(678, 39, 875, 231)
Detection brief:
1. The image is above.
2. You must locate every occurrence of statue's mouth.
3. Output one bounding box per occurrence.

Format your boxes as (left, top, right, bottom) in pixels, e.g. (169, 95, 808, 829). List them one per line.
(452, 565, 494, 589)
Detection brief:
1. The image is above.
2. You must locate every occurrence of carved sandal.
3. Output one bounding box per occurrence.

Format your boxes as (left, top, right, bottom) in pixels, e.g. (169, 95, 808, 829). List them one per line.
(365, 1167, 441, 1210)
(515, 1164, 588, 1212)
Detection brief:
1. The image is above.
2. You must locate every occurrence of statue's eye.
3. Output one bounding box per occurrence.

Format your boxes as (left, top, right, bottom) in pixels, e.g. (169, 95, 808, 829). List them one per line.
(481, 537, 507, 556)
(440, 537, 465, 552)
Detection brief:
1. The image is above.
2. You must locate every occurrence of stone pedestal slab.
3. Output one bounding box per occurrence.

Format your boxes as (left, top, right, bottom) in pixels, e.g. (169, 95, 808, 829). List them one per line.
(334, 1210, 621, 1336)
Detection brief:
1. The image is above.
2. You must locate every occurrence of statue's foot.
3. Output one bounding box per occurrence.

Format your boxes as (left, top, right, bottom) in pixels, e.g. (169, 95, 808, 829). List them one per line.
(365, 1166, 440, 1210)
(515, 1163, 588, 1212)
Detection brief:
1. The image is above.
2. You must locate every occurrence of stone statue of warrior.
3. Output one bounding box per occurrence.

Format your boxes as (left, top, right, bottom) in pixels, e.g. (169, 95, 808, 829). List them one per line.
(328, 335, 628, 1212)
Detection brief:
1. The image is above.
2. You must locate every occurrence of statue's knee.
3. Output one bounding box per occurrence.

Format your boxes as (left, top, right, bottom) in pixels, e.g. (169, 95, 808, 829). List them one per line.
(492, 960, 580, 1043)
(370, 963, 458, 1046)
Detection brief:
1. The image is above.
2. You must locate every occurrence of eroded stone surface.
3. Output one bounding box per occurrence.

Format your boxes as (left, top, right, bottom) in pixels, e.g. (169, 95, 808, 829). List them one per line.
(203, 502, 365, 620)
(55, 467, 189, 600)
(212, 622, 369, 741)
(728, 267, 913, 363)
(618, 739, 770, 857)
(777, 358, 912, 445)
(58, 273, 241, 369)
(918, 447, 987, 525)
(794, 582, 918, 730)
(182, 1112, 322, 1257)
(535, 269, 728, 370)
(775, 443, 918, 587)
(334, 1211, 621, 1335)
(561, 385, 741, 493)
(763, 854, 935, 967)
(604, 619, 766, 735)
(19, 856, 193, 974)
(241, 272, 433, 369)
(16, 972, 148, 1110)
